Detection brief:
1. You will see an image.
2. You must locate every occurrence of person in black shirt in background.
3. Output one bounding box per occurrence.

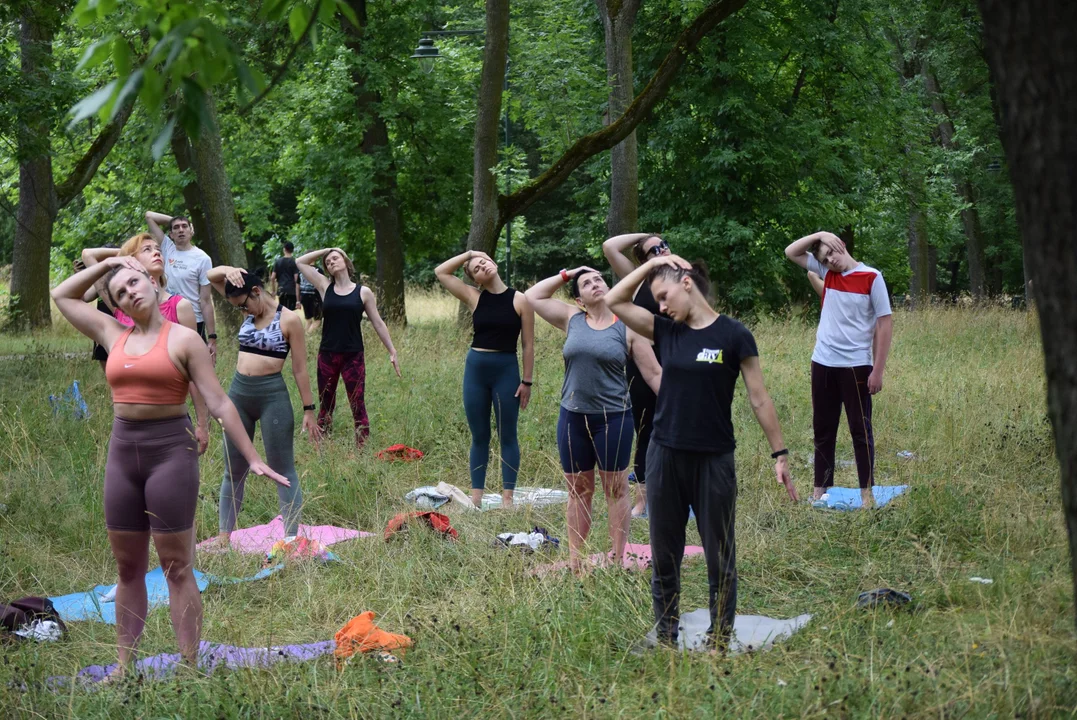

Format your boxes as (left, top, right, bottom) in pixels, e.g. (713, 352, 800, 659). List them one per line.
(607, 254, 798, 651)
(296, 247, 400, 449)
(271, 242, 300, 311)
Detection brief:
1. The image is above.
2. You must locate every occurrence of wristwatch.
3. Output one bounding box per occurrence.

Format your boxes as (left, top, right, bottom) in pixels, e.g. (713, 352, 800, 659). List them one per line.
(559, 269, 570, 283)
(770, 448, 789, 459)
(303, 404, 316, 411)
(207, 333, 217, 340)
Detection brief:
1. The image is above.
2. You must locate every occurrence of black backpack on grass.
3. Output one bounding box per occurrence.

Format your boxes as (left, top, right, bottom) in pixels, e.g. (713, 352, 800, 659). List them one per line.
(0, 597, 67, 642)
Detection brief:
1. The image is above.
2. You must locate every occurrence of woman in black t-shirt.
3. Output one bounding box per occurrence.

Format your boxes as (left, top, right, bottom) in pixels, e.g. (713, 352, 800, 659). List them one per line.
(607, 254, 798, 651)
(296, 247, 400, 448)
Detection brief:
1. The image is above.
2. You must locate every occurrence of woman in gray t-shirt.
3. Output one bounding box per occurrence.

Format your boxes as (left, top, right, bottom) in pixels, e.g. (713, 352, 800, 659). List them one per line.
(526, 267, 661, 575)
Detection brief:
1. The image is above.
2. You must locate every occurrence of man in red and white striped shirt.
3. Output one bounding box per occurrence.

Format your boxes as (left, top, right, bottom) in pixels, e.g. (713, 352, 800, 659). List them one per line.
(785, 231, 893, 507)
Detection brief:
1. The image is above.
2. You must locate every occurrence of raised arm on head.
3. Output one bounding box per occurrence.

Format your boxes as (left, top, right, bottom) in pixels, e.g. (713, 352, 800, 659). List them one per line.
(524, 269, 587, 332)
(603, 233, 653, 281)
(296, 248, 332, 296)
(785, 231, 845, 270)
(81, 246, 122, 308)
(361, 286, 401, 377)
(145, 210, 172, 244)
(434, 251, 484, 310)
(605, 257, 665, 340)
(207, 265, 247, 297)
(51, 257, 140, 348)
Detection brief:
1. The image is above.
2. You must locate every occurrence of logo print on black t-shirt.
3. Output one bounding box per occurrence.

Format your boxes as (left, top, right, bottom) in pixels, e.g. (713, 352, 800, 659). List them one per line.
(696, 348, 723, 364)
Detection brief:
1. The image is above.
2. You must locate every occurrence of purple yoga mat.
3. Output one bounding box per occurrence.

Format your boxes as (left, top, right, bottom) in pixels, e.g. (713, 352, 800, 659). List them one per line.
(50, 640, 335, 687)
(197, 515, 372, 554)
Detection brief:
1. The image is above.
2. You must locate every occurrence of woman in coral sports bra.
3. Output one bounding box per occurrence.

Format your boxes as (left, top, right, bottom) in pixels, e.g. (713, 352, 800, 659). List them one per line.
(51, 256, 289, 679)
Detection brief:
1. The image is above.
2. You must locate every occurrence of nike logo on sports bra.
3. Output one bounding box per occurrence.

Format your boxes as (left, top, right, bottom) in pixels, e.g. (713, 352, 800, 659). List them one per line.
(124, 363, 135, 368)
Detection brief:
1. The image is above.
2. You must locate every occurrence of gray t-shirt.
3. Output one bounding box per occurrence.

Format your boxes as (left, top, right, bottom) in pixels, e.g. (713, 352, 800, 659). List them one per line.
(560, 312, 632, 414)
(161, 235, 212, 322)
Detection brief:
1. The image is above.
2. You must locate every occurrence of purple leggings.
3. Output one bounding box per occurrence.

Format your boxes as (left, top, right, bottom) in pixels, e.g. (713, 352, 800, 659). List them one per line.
(105, 416, 199, 533)
(317, 351, 369, 446)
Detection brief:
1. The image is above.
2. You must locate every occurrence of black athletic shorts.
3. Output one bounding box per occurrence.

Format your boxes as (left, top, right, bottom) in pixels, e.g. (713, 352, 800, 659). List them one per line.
(300, 293, 322, 320)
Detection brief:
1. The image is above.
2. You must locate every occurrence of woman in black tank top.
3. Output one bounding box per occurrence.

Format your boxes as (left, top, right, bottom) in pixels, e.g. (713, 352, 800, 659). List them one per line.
(436, 250, 535, 509)
(602, 232, 672, 518)
(296, 247, 401, 448)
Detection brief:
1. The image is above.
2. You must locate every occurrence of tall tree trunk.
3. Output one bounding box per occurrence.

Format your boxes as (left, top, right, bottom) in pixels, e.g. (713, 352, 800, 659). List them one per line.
(170, 123, 218, 264)
(907, 186, 933, 306)
(9, 10, 57, 329)
(596, 0, 642, 238)
(190, 93, 245, 268)
(976, 0, 1077, 631)
(923, 64, 987, 298)
(341, 0, 407, 324)
(467, 0, 511, 257)
(10, 6, 133, 328)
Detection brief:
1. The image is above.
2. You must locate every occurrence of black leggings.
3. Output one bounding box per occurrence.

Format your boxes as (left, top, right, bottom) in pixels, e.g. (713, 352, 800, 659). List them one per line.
(626, 358, 656, 485)
(811, 362, 875, 489)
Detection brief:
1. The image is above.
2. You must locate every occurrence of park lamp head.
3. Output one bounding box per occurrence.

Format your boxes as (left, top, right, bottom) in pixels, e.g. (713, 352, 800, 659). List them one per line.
(411, 36, 440, 73)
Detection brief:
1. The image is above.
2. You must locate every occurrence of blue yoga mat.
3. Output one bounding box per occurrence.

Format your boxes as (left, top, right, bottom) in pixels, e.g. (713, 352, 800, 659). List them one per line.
(812, 485, 908, 511)
(51, 567, 210, 624)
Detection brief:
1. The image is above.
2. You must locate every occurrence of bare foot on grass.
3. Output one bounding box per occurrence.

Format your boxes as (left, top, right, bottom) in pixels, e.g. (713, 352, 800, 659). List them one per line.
(860, 488, 875, 509)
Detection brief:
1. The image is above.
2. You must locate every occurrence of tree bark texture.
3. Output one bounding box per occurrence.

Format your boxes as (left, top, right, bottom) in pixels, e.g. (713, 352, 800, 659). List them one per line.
(906, 199, 932, 305)
(595, 0, 642, 238)
(977, 0, 1077, 631)
(923, 64, 987, 298)
(467, 0, 511, 257)
(190, 93, 246, 268)
(342, 0, 407, 324)
(170, 123, 218, 265)
(498, 0, 748, 230)
(11, 6, 133, 328)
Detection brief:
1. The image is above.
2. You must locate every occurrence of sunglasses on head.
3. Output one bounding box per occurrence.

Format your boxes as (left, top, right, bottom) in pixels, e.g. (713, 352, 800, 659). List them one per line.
(646, 240, 670, 257)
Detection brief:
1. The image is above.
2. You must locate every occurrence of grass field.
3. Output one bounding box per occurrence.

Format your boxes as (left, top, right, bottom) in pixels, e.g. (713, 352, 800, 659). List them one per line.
(0, 289, 1072, 718)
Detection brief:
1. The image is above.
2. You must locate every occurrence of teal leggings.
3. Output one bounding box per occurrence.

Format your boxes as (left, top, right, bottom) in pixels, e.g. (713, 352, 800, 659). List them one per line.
(220, 372, 303, 536)
(463, 349, 520, 491)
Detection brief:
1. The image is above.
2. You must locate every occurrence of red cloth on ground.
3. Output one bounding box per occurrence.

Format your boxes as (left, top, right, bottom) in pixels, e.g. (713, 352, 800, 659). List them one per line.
(384, 511, 458, 541)
(334, 611, 412, 663)
(376, 444, 424, 462)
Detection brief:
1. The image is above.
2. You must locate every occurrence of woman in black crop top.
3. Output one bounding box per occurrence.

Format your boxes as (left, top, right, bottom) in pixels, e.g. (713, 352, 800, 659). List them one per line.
(602, 232, 673, 518)
(296, 247, 400, 449)
(607, 254, 798, 652)
(203, 265, 318, 551)
(436, 250, 535, 509)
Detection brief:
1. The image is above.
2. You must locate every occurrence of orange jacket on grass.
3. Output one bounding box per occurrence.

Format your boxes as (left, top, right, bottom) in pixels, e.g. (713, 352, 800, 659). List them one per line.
(334, 611, 412, 662)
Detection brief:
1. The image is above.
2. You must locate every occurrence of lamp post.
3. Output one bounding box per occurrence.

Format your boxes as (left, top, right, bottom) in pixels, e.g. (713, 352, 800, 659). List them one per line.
(412, 30, 514, 286)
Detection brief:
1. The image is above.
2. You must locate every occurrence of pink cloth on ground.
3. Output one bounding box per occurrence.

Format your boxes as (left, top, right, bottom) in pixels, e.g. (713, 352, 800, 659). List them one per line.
(531, 542, 705, 576)
(197, 515, 372, 554)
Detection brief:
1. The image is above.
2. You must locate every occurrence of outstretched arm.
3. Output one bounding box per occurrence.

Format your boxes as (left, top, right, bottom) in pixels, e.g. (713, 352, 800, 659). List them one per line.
(524, 269, 586, 332)
(181, 332, 289, 487)
(740, 356, 798, 502)
(868, 315, 893, 394)
(628, 329, 662, 394)
(51, 257, 137, 348)
(784, 231, 844, 270)
(361, 287, 401, 377)
(296, 249, 333, 296)
(603, 233, 651, 281)
(515, 292, 534, 411)
(282, 311, 320, 442)
(434, 251, 483, 310)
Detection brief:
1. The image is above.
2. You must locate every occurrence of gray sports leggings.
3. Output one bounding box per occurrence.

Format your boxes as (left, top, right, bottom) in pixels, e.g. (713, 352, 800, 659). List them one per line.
(220, 372, 303, 536)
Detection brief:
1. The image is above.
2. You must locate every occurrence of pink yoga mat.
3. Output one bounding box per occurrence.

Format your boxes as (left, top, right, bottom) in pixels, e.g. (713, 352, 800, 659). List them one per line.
(532, 542, 705, 576)
(198, 516, 372, 554)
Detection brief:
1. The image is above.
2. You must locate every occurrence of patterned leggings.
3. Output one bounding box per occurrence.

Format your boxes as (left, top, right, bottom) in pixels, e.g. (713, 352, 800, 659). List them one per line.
(317, 351, 368, 446)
